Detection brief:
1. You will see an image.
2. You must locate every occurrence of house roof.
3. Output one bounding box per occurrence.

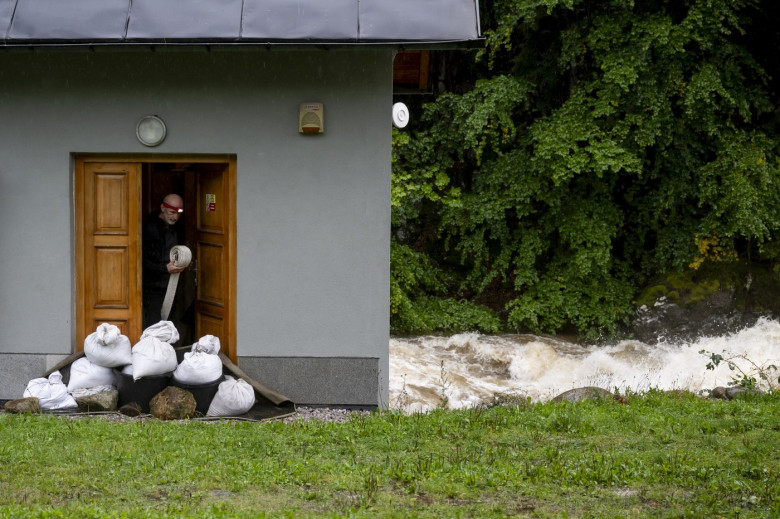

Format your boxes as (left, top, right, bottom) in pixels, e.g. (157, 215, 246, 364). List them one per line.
(0, 0, 482, 48)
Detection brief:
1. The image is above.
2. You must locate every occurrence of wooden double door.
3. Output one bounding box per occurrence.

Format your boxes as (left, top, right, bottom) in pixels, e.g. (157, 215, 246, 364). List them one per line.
(75, 156, 237, 361)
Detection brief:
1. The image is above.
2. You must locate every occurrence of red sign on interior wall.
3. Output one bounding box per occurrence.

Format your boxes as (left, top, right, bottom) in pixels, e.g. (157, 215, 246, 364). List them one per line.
(206, 194, 216, 212)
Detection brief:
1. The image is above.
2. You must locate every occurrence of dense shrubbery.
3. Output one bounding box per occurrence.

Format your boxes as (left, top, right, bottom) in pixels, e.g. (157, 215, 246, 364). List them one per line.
(391, 0, 780, 338)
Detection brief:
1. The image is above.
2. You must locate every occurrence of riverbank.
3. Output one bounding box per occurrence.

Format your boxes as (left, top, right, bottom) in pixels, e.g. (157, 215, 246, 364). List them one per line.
(2, 392, 777, 517)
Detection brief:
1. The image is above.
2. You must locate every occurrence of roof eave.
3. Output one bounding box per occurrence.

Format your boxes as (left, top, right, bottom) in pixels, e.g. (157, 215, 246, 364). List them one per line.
(0, 38, 485, 51)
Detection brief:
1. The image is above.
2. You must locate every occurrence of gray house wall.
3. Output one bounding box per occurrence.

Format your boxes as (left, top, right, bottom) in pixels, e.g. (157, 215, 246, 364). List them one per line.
(0, 48, 391, 406)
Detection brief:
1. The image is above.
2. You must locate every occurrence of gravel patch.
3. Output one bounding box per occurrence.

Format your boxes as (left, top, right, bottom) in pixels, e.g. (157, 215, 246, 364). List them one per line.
(281, 406, 372, 424)
(5, 406, 372, 424)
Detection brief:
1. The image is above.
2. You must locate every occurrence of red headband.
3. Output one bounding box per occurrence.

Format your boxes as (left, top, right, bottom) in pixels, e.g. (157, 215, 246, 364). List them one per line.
(162, 202, 183, 213)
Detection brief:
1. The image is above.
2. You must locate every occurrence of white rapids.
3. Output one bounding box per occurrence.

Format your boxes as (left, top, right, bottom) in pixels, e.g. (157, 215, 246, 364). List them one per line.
(389, 317, 780, 412)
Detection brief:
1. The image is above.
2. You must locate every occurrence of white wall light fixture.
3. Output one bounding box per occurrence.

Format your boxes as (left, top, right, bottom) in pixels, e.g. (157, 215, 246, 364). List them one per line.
(136, 115, 167, 147)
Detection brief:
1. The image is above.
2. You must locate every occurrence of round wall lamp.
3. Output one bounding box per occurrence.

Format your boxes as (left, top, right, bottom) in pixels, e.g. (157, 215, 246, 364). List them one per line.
(136, 115, 167, 147)
(392, 102, 409, 129)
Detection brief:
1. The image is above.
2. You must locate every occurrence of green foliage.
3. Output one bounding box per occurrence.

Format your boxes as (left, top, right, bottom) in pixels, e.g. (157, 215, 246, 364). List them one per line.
(700, 349, 780, 390)
(391, 129, 502, 335)
(391, 0, 780, 337)
(390, 242, 502, 335)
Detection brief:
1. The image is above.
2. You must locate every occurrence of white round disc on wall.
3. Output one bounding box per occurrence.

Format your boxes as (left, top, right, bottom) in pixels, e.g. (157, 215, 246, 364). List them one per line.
(392, 102, 410, 128)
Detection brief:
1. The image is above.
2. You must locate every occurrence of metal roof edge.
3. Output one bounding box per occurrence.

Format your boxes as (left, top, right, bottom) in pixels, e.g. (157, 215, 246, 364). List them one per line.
(0, 38, 485, 51)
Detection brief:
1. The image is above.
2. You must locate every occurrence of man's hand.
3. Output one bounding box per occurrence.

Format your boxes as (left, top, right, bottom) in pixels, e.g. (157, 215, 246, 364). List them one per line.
(167, 260, 187, 274)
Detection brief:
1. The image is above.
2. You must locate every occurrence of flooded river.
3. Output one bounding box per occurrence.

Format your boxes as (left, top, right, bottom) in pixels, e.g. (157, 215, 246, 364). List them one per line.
(389, 317, 780, 412)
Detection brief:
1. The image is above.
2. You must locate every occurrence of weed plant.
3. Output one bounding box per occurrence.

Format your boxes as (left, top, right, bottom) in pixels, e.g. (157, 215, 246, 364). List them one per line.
(0, 391, 777, 518)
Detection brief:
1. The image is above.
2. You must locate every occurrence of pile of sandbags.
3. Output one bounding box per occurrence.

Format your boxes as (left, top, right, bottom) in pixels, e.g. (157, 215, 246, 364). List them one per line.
(22, 323, 133, 410)
(19, 322, 256, 417)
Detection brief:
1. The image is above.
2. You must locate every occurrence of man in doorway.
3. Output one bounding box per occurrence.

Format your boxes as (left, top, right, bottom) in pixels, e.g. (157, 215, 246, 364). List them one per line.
(142, 193, 193, 343)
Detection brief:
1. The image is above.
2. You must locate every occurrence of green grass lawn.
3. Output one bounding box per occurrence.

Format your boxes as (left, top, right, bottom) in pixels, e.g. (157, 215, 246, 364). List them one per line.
(1, 391, 778, 518)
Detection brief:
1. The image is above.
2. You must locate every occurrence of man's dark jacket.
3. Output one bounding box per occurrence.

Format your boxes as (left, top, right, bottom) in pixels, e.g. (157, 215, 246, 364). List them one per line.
(142, 211, 184, 290)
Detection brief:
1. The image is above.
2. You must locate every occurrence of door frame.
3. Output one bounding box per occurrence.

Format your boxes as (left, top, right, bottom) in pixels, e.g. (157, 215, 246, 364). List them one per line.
(74, 154, 237, 362)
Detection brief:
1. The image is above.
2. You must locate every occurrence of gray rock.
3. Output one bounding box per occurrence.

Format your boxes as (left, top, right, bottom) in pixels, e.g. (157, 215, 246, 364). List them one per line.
(4, 397, 41, 414)
(75, 390, 118, 412)
(552, 387, 615, 403)
(711, 386, 761, 400)
(149, 386, 196, 420)
(727, 386, 761, 399)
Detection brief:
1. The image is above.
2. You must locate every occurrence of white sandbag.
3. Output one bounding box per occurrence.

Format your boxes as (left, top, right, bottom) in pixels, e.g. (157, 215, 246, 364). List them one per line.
(121, 363, 134, 375)
(83, 323, 132, 367)
(207, 376, 256, 417)
(23, 371, 77, 409)
(140, 320, 180, 345)
(172, 351, 223, 385)
(67, 357, 115, 392)
(131, 336, 178, 380)
(192, 334, 220, 355)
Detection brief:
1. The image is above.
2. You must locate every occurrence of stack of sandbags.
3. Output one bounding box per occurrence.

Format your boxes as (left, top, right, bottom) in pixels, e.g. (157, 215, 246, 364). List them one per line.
(172, 335, 223, 385)
(130, 321, 179, 380)
(23, 371, 77, 410)
(207, 375, 256, 416)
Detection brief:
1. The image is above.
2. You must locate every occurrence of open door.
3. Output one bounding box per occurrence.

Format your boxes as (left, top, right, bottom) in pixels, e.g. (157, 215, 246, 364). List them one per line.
(76, 156, 237, 361)
(75, 160, 142, 342)
(193, 163, 237, 361)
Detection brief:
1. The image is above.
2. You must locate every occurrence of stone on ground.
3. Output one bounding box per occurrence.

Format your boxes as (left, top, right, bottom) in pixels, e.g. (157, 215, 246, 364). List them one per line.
(149, 386, 197, 420)
(4, 397, 41, 414)
(119, 402, 144, 417)
(76, 390, 119, 412)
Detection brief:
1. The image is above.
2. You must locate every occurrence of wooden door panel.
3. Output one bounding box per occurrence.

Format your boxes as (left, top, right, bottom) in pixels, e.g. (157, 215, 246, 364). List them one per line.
(93, 246, 129, 307)
(76, 161, 141, 347)
(197, 311, 224, 341)
(194, 163, 235, 361)
(198, 242, 225, 305)
(94, 173, 128, 233)
(92, 319, 129, 336)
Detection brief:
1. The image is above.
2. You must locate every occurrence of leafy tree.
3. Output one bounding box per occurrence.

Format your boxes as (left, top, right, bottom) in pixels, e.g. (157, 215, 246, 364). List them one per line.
(391, 0, 780, 338)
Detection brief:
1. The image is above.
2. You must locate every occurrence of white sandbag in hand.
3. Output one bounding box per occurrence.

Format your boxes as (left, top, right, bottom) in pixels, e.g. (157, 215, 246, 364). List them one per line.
(140, 321, 180, 345)
(192, 334, 220, 355)
(131, 336, 178, 380)
(172, 351, 223, 385)
(207, 376, 256, 416)
(67, 357, 115, 392)
(24, 371, 77, 410)
(84, 323, 132, 367)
